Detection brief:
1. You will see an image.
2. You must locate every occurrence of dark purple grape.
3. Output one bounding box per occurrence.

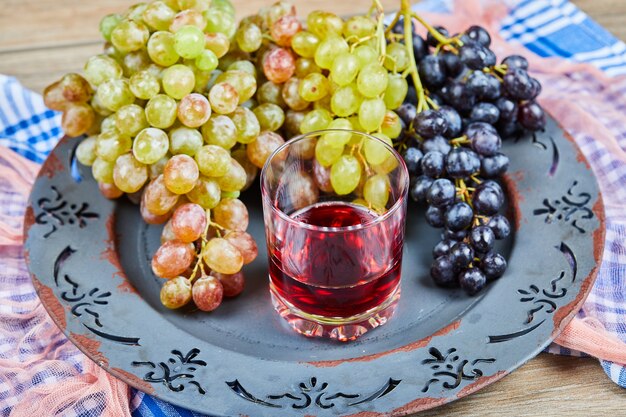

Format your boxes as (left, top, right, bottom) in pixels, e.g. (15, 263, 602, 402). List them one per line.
(465, 25, 491, 47)
(433, 239, 457, 258)
(441, 51, 464, 77)
(413, 34, 429, 63)
(502, 55, 528, 70)
(466, 71, 501, 101)
(438, 106, 463, 137)
(487, 214, 511, 239)
(410, 175, 433, 202)
(419, 55, 446, 89)
(459, 44, 494, 70)
(470, 225, 495, 253)
(450, 242, 474, 268)
(484, 48, 497, 67)
(445, 201, 474, 231)
(472, 185, 504, 215)
(470, 102, 500, 124)
(445, 147, 480, 178)
(391, 17, 406, 34)
(426, 205, 446, 228)
(496, 120, 521, 138)
(421, 135, 451, 154)
(414, 109, 448, 138)
(427, 178, 456, 208)
(405, 85, 418, 105)
(420, 151, 445, 177)
(478, 180, 504, 200)
(495, 97, 518, 122)
(459, 268, 487, 295)
(397, 102, 417, 125)
(481, 153, 509, 178)
(444, 228, 468, 241)
(466, 122, 502, 156)
(426, 26, 449, 47)
(441, 81, 476, 114)
(529, 78, 542, 99)
(429, 94, 445, 107)
(431, 255, 458, 287)
(402, 147, 423, 175)
(503, 68, 535, 100)
(481, 252, 507, 280)
(518, 100, 546, 131)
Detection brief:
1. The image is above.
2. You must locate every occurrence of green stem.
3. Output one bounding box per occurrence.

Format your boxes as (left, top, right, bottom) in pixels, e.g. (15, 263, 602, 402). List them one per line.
(411, 12, 460, 46)
(401, 0, 427, 112)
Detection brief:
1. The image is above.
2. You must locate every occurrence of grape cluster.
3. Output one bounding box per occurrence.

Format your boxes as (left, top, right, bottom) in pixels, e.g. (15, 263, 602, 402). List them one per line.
(392, 21, 545, 295)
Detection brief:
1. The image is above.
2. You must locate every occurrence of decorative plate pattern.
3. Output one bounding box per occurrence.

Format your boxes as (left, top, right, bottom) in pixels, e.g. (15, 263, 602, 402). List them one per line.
(24, 116, 604, 416)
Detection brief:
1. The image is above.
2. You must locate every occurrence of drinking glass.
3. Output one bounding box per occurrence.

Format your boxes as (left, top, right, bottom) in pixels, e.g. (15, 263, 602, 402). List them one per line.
(260, 130, 409, 341)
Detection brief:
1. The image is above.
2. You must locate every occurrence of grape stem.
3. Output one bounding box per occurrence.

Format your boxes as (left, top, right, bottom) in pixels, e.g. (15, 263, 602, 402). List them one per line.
(450, 135, 469, 146)
(398, 0, 428, 112)
(411, 12, 463, 47)
(189, 210, 214, 283)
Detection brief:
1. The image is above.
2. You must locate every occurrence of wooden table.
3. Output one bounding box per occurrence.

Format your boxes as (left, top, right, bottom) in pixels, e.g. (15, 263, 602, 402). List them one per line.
(1, 0, 624, 415)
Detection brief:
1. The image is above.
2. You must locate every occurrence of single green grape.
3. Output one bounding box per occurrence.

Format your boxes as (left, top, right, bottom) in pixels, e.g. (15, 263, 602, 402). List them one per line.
(298, 73, 329, 102)
(169, 126, 204, 156)
(353, 45, 378, 69)
(227, 60, 256, 76)
(122, 50, 151, 77)
(323, 118, 353, 148)
(231, 107, 260, 144)
(145, 94, 178, 129)
(315, 137, 344, 167)
(177, 0, 210, 11)
(236, 22, 262, 53)
(253, 103, 285, 132)
(162, 64, 195, 99)
(331, 84, 361, 118)
(256, 81, 285, 107)
(129, 70, 161, 100)
(294, 58, 321, 79)
(170, 9, 206, 32)
(76, 136, 98, 166)
(291, 31, 320, 58)
(125, 3, 148, 21)
(116, 104, 148, 137)
(314, 36, 348, 70)
(203, 8, 236, 38)
(84, 55, 123, 86)
(113, 153, 148, 193)
(384, 42, 410, 72)
(331, 53, 360, 87)
(204, 33, 230, 58)
(381, 110, 403, 139)
(215, 158, 247, 192)
(357, 63, 388, 98)
(96, 131, 132, 162)
(111, 19, 149, 53)
(147, 31, 180, 67)
(384, 73, 408, 110)
(358, 98, 386, 132)
(307, 10, 343, 39)
(177, 93, 211, 127)
(208, 82, 239, 115)
(186, 176, 221, 209)
(100, 115, 118, 133)
(142, 1, 176, 31)
(216, 70, 256, 103)
(342, 16, 376, 40)
(330, 155, 361, 195)
(174, 25, 205, 59)
(92, 157, 115, 184)
(299, 108, 332, 134)
(201, 115, 237, 149)
(364, 132, 392, 165)
(363, 174, 390, 209)
(99, 13, 122, 42)
(133, 128, 170, 164)
(195, 49, 218, 72)
(195, 145, 230, 177)
(96, 79, 135, 112)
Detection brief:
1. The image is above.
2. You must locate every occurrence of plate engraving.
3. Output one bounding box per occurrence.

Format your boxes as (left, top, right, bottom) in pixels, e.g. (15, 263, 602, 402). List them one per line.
(421, 347, 495, 392)
(132, 349, 207, 394)
(36, 186, 99, 238)
(533, 181, 593, 233)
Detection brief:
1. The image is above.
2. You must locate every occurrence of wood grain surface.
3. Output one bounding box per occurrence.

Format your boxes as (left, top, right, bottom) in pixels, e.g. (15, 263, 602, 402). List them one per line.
(1, 0, 624, 415)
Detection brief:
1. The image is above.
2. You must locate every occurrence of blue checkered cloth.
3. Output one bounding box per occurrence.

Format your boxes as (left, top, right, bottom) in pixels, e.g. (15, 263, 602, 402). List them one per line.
(1, 0, 625, 415)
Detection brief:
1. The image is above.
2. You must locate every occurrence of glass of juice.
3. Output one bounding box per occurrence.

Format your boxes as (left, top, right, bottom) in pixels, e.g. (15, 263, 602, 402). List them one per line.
(260, 130, 409, 341)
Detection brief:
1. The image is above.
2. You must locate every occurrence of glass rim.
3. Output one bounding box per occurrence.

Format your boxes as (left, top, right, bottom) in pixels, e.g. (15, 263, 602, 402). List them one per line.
(260, 129, 410, 232)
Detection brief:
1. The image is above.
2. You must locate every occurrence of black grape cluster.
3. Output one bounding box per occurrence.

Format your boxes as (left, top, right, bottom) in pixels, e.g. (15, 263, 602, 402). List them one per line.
(393, 22, 545, 295)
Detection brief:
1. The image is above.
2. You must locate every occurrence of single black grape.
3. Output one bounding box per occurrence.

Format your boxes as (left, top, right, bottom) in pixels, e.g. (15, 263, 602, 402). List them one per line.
(445, 147, 480, 178)
(465, 25, 491, 47)
(529, 78, 542, 99)
(438, 106, 463, 137)
(495, 97, 518, 123)
(459, 44, 494, 70)
(487, 214, 511, 239)
(441, 81, 476, 114)
(472, 185, 504, 215)
(426, 205, 446, 228)
(478, 180, 504, 200)
(427, 178, 456, 208)
(470, 225, 495, 253)
(410, 175, 433, 202)
(391, 16, 407, 34)
(445, 201, 474, 231)
(481, 153, 509, 178)
(459, 268, 487, 295)
(426, 26, 449, 47)
(470, 102, 500, 124)
(397, 102, 417, 125)
(433, 239, 457, 258)
(481, 252, 507, 280)
(518, 100, 546, 131)
(496, 120, 521, 138)
(413, 34, 429, 63)
(431, 255, 458, 287)
(503, 68, 535, 100)
(419, 55, 447, 89)
(429, 94, 445, 107)
(414, 109, 448, 138)
(443, 228, 468, 241)
(421, 135, 451, 154)
(467, 72, 502, 101)
(502, 54, 529, 70)
(405, 85, 418, 105)
(466, 121, 502, 156)
(441, 51, 464, 77)
(402, 147, 423, 175)
(450, 242, 474, 268)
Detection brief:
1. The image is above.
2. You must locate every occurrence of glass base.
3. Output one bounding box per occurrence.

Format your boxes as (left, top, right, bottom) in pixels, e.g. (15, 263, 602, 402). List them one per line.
(270, 282, 401, 342)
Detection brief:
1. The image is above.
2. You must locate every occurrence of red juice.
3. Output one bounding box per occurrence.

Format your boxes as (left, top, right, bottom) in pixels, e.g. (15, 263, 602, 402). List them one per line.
(268, 202, 404, 318)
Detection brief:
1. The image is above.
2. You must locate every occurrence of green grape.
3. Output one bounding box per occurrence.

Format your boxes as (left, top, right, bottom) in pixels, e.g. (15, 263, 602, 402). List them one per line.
(294, 58, 321, 78)
(163, 154, 199, 194)
(90, 93, 112, 117)
(195, 145, 230, 177)
(96, 130, 132, 162)
(111, 19, 149, 53)
(125, 3, 148, 22)
(300, 108, 332, 134)
(142, 0, 176, 31)
(342, 16, 376, 40)
(162, 64, 195, 99)
(170, 9, 206, 32)
(169, 127, 203, 156)
(357, 63, 388, 98)
(231, 107, 260, 144)
(92, 157, 115, 184)
(383, 42, 410, 72)
(256, 81, 285, 107)
(227, 60, 256, 76)
(191, 65, 212, 94)
(186, 176, 221, 209)
(149, 155, 170, 179)
(259, 1, 294, 28)
(363, 174, 390, 209)
(76, 136, 97, 166)
(177, 0, 210, 11)
(96, 79, 134, 112)
(330, 155, 361, 195)
(84, 55, 123, 86)
(100, 13, 122, 42)
(284, 110, 305, 137)
(353, 45, 378, 69)
(307, 11, 343, 39)
(253, 103, 284, 132)
(203, 8, 236, 38)
(204, 33, 230, 58)
(384, 73, 408, 110)
(122, 50, 151, 77)
(221, 190, 240, 199)
(115, 104, 147, 137)
(381, 110, 403, 139)
(298, 73, 329, 102)
(372, 152, 399, 175)
(174, 25, 205, 59)
(62, 103, 95, 137)
(195, 49, 218, 72)
(129, 70, 161, 100)
(331, 84, 361, 117)
(364, 132, 392, 165)
(147, 31, 180, 67)
(315, 137, 343, 167)
(331, 53, 360, 86)
(113, 153, 148, 193)
(291, 31, 319, 58)
(208, 82, 238, 115)
(314, 36, 348, 70)
(323, 118, 353, 147)
(216, 158, 247, 192)
(201, 115, 237, 149)
(210, 0, 235, 16)
(177, 93, 211, 127)
(100, 115, 118, 133)
(203, 238, 243, 275)
(133, 128, 170, 164)
(145, 94, 178, 128)
(246, 131, 285, 169)
(231, 148, 258, 190)
(282, 78, 309, 111)
(144, 175, 179, 215)
(358, 98, 386, 132)
(160, 276, 193, 309)
(236, 22, 262, 53)
(216, 70, 256, 103)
